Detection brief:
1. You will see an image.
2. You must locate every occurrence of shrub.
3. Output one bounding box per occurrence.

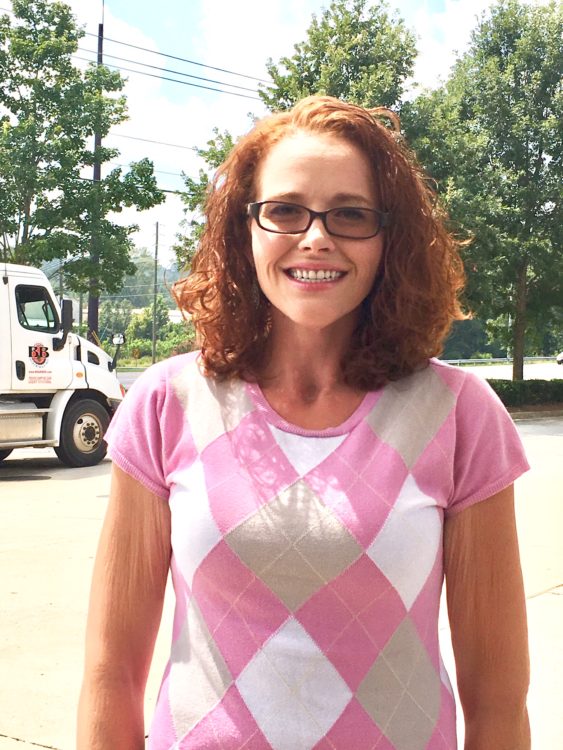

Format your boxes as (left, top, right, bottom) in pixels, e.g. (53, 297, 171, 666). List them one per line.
(487, 379, 563, 407)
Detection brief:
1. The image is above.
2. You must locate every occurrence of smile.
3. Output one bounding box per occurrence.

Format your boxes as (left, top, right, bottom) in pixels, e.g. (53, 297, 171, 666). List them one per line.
(286, 268, 346, 282)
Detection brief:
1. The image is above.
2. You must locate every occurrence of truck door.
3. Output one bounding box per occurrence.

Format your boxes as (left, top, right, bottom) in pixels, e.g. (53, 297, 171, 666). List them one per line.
(9, 282, 74, 391)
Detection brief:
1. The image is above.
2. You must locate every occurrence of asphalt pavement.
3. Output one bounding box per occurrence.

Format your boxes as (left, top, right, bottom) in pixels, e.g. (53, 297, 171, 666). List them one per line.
(0, 413, 561, 749)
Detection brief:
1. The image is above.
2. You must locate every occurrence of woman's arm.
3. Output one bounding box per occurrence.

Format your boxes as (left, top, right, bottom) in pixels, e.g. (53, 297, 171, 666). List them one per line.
(444, 484, 530, 750)
(77, 464, 171, 750)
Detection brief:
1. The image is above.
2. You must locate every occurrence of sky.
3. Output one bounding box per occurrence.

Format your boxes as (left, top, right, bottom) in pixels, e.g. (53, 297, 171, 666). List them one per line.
(3, 0, 550, 265)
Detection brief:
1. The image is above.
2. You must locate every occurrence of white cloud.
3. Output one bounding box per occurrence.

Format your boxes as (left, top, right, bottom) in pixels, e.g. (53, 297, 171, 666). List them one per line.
(406, 0, 492, 91)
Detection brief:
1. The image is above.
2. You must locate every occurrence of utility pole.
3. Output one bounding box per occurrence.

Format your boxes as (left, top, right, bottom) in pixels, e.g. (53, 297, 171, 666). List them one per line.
(87, 9, 104, 343)
(152, 222, 159, 364)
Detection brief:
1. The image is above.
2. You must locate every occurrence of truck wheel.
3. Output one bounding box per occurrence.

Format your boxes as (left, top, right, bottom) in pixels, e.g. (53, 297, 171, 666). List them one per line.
(55, 399, 110, 467)
(0, 449, 13, 462)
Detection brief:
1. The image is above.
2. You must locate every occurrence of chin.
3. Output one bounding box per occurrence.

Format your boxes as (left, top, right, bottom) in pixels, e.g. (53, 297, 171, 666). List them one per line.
(273, 306, 361, 334)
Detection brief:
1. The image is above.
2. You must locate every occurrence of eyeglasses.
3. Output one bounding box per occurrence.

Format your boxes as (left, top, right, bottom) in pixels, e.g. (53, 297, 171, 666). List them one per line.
(247, 201, 389, 240)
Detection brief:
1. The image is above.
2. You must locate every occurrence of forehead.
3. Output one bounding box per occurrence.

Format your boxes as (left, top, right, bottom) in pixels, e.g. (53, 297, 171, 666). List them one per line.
(255, 131, 374, 200)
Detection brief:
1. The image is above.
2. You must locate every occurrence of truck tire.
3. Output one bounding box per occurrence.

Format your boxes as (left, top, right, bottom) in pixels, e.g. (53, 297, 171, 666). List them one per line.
(55, 399, 110, 468)
(0, 449, 13, 462)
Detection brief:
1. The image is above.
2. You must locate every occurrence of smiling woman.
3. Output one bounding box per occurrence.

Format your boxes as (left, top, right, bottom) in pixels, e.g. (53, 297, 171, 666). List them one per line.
(78, 96, 531, 750)
(176, 96, 465, 390)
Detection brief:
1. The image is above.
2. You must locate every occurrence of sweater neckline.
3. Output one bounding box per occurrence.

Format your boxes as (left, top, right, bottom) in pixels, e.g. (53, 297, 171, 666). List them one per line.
(245, 382, 380, 437)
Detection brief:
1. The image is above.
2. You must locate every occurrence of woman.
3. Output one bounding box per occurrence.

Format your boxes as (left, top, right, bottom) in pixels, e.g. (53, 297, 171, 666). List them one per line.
(77, 96, 530, 750)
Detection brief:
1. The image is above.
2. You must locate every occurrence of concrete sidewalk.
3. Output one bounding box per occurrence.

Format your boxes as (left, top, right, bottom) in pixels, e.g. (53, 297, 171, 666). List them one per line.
(0, 415, 561, 749)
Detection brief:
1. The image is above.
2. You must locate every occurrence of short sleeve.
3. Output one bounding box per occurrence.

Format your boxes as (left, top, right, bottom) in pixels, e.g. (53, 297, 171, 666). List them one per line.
(447, 372, 529, 516)
(104, 362, 170, 498)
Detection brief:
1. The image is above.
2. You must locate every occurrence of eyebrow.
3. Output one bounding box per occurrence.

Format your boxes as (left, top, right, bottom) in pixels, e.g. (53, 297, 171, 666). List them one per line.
(264, 192, 374, 206)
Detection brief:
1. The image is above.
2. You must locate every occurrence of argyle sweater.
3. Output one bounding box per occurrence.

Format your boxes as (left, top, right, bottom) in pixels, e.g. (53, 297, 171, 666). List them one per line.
(105, 352, 529, 750)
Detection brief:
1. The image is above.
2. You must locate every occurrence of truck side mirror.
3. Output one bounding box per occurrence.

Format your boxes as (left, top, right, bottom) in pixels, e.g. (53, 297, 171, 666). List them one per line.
(53, 299, 73, 351)
(61, 299, 73, 333)
(109, 332, 125, 371)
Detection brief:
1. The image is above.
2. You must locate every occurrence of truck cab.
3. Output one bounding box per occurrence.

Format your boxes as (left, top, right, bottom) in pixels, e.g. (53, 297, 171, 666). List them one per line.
(0, 263, 124, 466)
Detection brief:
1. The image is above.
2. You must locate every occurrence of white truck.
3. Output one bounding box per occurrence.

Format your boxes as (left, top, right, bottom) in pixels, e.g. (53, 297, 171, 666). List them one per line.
(1, 263, 124, 467)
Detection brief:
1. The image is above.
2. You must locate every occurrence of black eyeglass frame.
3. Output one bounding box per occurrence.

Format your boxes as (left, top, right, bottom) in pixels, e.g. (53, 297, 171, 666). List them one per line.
(247, 201, 389, 240)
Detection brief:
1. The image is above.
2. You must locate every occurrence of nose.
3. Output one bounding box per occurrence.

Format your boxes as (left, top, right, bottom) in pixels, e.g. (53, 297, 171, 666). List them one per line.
(298, 215, 335, 252)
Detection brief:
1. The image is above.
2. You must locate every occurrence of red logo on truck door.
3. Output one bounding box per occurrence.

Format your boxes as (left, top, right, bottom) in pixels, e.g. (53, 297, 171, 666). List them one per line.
(29, 343, 49, 366)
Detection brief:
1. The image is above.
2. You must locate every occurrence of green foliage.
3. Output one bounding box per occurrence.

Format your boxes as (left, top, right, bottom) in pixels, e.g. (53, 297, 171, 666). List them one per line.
(174, 128, 235, 270)
(487, 378, 563, 407)
(99, 298, 133, 341)
(442, 319, 507, 360)
(0, 0, 164, 294)
(404, 0, 563, 379)
(126, 294, 171, 341)
(120, 320, 196, 362)
(260, 0, 416, 110)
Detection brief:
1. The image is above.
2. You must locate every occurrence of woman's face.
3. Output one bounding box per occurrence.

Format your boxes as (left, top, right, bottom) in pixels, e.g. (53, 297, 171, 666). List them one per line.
(250, 131, 385, 335)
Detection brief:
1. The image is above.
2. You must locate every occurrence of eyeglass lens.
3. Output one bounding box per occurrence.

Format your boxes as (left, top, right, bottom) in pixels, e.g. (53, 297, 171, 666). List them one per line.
(257, 202, 381, 238)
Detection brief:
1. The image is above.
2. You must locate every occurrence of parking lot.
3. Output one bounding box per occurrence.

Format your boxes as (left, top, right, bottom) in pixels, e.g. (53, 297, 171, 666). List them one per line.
(0, 414, 562, 749)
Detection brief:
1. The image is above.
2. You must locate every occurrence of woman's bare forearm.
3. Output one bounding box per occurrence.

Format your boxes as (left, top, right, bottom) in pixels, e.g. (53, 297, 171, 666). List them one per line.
(464, 705, 530, 749)
(445, 486, 530, 750)
(77, 466, 171, 749)
(77, 669, 146, 750)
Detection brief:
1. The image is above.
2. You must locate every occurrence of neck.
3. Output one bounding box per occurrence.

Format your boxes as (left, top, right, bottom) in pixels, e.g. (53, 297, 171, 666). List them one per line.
(258, 313, 360, 400)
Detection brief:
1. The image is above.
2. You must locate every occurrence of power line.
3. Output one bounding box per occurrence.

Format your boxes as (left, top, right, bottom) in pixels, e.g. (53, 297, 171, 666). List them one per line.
(1, 6, 272, 87)
(109, 161, 184, 178)
(73, 55, 262, 101)
(86, 31, 270, 85)
(77, 47, 260, 94)
(107, 132, 199, 152)
(76, 173, 181, 194)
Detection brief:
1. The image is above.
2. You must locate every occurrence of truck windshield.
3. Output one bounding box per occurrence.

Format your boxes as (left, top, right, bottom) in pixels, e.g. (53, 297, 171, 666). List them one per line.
(15, 285, 60, 333)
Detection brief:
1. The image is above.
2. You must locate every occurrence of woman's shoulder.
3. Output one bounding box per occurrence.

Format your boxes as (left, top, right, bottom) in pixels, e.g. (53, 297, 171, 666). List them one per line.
(426, 358, 503, 403)
(384, 358, 508, 422)
(390, 358, 495, 398)
(125, 351, 202, 393)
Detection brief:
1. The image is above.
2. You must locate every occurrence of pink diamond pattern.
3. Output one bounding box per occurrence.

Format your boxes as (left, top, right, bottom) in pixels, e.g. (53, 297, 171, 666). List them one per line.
(192, 541, 290, 677)
(312, 699, 393, 749)
(297, 555, 406, 690)
(177, 685, 270, 749)
(306, 425, 409, 548)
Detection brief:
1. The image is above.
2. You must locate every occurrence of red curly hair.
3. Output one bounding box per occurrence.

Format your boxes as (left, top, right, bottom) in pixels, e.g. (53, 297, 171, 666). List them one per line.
(174, 95, 466, 389)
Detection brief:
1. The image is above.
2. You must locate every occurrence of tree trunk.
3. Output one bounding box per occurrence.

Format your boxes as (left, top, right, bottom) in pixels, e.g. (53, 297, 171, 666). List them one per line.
(512, 261, 528, 381)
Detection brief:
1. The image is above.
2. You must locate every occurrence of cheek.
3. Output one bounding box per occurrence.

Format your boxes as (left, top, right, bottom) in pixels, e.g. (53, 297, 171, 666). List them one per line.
(251, 228, 288, 266)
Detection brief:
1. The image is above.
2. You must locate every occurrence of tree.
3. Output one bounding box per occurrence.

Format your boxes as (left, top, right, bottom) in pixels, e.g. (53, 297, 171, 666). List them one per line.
(126, 293, 171, 342)
(404, 0, 562, 379)
(99, 298, 133, 341)
(174, 128, 234, 270)
(0, 0, 164, 321)
(259, 0, 417, 110)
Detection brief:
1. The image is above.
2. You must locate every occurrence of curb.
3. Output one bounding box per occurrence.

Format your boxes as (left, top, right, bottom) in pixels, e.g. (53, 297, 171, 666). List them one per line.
(509, 409, 563, 420)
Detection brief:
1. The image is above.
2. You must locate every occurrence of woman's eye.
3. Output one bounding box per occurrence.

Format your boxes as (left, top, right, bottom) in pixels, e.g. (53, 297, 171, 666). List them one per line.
(263, 204, 306, 225)
(333, 207, 366, 222)
(268, 204, 300, 217)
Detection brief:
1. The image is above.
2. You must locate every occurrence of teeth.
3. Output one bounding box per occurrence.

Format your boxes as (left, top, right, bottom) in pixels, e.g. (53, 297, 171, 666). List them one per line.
(288, 269, 344, 281)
